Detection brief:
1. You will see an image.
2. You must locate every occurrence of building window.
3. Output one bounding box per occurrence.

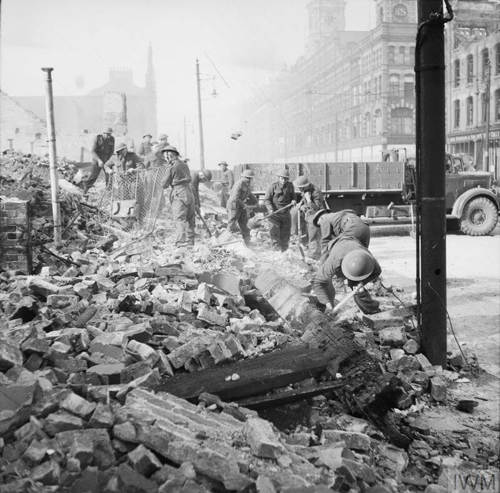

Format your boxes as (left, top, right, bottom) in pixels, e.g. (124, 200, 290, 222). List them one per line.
(495, 90, 500, 121)
(35, 132, 42, 140)
(388, 46, 395, 65)
(454, 59, 460, 87)
(409, 46, 415, 63)
(404, 75, 414, 99)
(496, 44, 500, 75)
(389, 74, 400, 96)
(466, 96, 473, 126)
(482, 48, 489, 80)
(374, 109, 382, 135)
(396, 46, 405, 65)
(391, 107, 413, 135)
(15, 128, 20, 134)
(467, 54, 474, 83)
(454, 100, 460, 128)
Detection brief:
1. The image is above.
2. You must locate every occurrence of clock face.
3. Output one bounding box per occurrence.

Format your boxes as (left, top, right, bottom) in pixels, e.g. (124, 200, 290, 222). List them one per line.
(393, 3, 408, 19)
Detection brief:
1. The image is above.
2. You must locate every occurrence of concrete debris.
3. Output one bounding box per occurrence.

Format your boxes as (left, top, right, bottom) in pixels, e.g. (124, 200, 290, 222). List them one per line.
(0, 164, 496, 492)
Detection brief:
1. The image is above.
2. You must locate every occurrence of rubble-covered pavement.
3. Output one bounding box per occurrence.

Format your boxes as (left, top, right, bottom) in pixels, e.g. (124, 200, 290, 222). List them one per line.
(1, 156, 499, 492)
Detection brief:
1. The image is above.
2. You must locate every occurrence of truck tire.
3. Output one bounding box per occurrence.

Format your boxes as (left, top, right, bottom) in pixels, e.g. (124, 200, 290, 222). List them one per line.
(460, 197, 498, 236)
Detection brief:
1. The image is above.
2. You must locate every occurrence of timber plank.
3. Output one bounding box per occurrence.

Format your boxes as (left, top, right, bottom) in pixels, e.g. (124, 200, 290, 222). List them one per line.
(156, 344, 337, 401)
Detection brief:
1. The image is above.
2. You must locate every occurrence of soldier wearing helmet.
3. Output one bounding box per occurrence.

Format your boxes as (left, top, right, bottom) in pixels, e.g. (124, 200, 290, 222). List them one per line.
(294, 175, 324, 259)
(311, 236, 381, 315)
(83, 127, 115, 192)
(105, 142, 141, 174)
(313, 209, 371, 262)
(162, 146, 196, 247)
(137, 134, 153, 158)
(143, 143, 168, 169)
(264, 168, 296, 251)
(226, 169, 257, 246)
(217, 161, 234, 208)
(191, 169, 213, 211)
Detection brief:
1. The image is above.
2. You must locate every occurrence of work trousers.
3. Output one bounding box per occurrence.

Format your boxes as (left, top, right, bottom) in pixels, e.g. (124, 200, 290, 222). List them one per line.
(227, 203, 250, 243)
(269, 213, 291, 251)
(219, 185, 230, 208)
(306, 215, 321, 259)
(170, 185, 196, 246)
(84, 159, 109, 192)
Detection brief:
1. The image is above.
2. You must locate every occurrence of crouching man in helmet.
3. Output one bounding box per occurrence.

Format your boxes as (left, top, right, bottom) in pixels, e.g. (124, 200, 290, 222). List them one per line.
(311, 236, 381, 314)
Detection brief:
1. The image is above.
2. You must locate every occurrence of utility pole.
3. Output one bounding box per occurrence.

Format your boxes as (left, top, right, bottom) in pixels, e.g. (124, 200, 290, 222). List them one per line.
(484, 59, 491, 172)
(196, 59, 205, 170)
(42, 67, 62, 246)
(415, 1, 448, 365)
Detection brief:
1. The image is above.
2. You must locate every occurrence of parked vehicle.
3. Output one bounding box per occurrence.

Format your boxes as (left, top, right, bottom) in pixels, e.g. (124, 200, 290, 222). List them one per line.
(211, 154, 498, 236)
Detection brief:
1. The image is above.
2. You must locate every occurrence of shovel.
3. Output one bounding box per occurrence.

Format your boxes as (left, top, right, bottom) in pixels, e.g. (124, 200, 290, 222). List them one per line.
(247, 202, 298, 229)
(196, 209, 213, 237)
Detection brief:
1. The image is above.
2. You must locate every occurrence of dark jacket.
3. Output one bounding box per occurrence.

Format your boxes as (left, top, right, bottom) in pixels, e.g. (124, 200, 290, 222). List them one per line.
(163, 159, 191, 189)
(91, 134, 115, 163)
(227, 178, 255, 210)
(264, 181, 295, 214)
(319, 210, 368, 254)
(110, 151, 141, 172)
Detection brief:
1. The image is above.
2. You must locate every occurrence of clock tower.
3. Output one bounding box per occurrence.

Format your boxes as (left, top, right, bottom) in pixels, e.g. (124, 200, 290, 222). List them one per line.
(375, 0, 417, 25)
(306, 0, 346, 54)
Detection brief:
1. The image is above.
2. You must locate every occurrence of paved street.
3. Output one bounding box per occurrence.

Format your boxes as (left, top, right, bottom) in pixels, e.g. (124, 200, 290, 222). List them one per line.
(371, 227, 500, 378)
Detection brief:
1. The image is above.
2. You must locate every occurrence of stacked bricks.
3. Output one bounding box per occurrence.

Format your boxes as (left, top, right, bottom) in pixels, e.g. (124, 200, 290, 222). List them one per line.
(0, 197, 32, 273)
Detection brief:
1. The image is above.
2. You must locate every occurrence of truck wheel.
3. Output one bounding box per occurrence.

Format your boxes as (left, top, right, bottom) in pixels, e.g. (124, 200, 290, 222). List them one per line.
(460, 197, 498, 236)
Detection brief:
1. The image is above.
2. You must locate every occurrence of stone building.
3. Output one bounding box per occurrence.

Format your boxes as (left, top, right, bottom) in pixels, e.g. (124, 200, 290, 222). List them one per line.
(238, 0, 418, 163)
(445, 0, 500, 176)
(0, 45, 157, 160)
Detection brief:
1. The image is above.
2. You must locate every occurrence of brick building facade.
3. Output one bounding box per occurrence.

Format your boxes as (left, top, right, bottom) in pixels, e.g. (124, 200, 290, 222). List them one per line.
(445, 0, 500, 177)
(238, 0, 417, 163)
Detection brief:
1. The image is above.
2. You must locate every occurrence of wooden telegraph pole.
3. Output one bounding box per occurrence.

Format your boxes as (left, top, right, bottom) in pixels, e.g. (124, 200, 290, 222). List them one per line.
(42, 67, 62, 246)
(415, 1, 452, 365)
(196, 59, 206, 170)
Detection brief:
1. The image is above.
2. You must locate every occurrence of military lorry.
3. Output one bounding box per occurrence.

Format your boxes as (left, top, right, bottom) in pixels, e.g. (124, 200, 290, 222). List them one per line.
(211, 155, 498, 236)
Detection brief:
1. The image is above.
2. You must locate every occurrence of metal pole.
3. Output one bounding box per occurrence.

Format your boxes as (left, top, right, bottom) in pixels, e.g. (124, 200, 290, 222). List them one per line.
(196, 59, 205, 170)
(484, 59, 491, 172)
(416, 1, 447, 365)
(42, 67, 62, 245)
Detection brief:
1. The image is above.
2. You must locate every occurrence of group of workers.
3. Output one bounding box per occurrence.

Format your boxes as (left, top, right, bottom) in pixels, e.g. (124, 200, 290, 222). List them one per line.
(82, 127, 381, 314)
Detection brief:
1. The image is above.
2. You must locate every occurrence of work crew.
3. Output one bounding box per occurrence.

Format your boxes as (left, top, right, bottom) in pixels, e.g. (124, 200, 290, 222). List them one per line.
(311, 239, 381, 314)
(162, 146, 196, 247)
(264, 168, 296, 251)
(295, 175, 324, 259)
(218, 161, 234, 208)
(313, 209, 370, 261)
(137, 134, 153, 158)
(84, 127, 115, 192)
(227, 169, 257, 246)
(191, 169, 213, 211)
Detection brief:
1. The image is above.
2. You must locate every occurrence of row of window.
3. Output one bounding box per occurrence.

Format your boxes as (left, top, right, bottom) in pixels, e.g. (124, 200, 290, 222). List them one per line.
(453, 44, 500, 87)
(453, 90, 500, 128)
(388, 45, 415, 66)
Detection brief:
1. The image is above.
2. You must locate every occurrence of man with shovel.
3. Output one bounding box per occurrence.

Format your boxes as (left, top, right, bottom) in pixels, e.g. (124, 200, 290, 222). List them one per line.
(227, 169, 257, 246)
(311, 238, 381, 315)
(264, 168, 296, 251)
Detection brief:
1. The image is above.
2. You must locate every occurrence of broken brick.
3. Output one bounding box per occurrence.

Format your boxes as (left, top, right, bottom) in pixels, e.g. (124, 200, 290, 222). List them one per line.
(60, 391, 97, 418)
(128, 444, 162, 476)
(244, 417, 284, 459)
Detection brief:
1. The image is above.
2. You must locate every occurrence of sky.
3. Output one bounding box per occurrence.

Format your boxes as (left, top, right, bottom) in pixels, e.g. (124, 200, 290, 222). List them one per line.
(0, 0, 375, 167)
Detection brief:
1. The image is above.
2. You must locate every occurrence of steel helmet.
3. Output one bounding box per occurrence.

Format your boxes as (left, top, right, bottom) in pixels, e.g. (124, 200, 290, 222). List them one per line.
(295, 175, 310, 188)
(103, 127, 113, 134)
(115, 142, 127, 153)
(312, 208, 331, 227)
(158, 134, 169, 140)
(218, 161, 228, 167)
(162, 145, 179, 155)
(341, 249, 376, 282)
(242, 169, 254, 179)
(201, 170, 212, 181)
(143, 133, 152, 138)
(277, 168, 290, 178)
